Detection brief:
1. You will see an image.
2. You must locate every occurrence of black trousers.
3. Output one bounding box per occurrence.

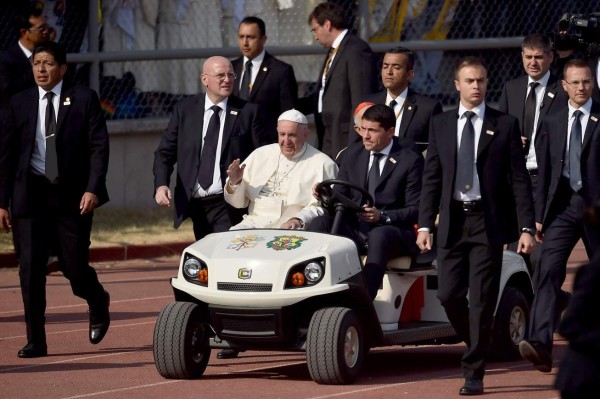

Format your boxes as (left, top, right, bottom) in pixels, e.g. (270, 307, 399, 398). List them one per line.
(309, 214, 414, 299)
(188, 194, 240, 240)
(528, 184, 600, 353)
(437, 205, 503, 380)
(508, 173, 542, 274)
(13, 174, 106, 345)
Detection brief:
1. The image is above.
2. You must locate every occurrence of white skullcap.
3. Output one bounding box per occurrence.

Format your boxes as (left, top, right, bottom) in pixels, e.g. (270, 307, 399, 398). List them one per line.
(278, 109, 308, 124)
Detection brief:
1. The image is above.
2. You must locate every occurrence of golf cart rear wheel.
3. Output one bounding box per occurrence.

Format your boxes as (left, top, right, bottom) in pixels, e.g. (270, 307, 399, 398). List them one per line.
(489, 286, 529, 360)
(306, 307, 364, 384)
(153, 302, 211, 379)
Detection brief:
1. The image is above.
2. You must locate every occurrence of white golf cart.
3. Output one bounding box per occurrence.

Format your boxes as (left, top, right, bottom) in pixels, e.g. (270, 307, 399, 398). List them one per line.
(153, 180, 533, 384)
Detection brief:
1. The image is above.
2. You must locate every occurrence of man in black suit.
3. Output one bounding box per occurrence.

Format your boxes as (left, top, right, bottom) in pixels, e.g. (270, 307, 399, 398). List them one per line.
(498, 34, 567, 277)
(231, 16, 298, 138)
(0, 4, 50, 123)
(310, 104, 423, 300)
(303, 1, 377, 158)
(356, 47, 442, 150)
(519, 59, 600, 373)
(417, 57, 536, 395)
(0, 42, 111, 358)
(555, 204, 600, 398)
(154, 56, 269, 241)
(591, 56, 600, 102)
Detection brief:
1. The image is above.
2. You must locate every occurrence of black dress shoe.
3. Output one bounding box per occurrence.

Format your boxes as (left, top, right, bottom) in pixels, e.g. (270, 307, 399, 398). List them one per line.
(217, 349, 240, 359)
(89, 291, 110, 344)
(519, 340, 552, 372)
(459, 378, 484, 395)
(17, 343, 48, 358)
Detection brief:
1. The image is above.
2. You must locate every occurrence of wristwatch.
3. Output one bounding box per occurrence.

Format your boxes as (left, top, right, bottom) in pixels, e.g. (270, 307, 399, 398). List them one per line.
(380, 211, 391, 224)
(521, 227, 535, 236)
(292, 218, 305, 229)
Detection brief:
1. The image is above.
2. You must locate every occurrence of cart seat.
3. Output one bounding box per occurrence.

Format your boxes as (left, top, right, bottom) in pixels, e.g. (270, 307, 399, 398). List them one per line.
(361, 247, 436, 272)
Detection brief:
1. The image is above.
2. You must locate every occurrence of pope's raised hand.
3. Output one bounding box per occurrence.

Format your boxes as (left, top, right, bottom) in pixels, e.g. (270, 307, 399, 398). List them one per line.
(227, 159, 245, 185)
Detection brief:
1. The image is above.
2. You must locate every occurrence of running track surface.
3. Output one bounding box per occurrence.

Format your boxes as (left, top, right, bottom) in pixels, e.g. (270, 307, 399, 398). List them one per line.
(0, 244, 588, 399)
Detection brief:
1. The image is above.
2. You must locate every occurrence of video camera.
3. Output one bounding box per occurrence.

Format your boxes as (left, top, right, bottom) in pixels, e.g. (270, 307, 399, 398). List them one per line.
(556, 12, 600, 57)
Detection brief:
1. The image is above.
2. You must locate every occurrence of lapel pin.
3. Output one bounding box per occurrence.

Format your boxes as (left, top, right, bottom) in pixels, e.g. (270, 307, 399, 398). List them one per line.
(63, 97, 71, 105)
(389, 157, 397, 164)
(486, 130, 494, 136)
(262, 67, 267, 72)
(230, 110, 238, 115)
(591, 116, 598, 122)
(407, 106, 412, 111)
(547, 92, 555, 98)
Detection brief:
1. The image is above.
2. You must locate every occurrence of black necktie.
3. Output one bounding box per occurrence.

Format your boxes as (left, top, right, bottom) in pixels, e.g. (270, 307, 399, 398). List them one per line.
(44, 91, 59, 183)
(198, 105, 221, 190)
(389, 99, 397, 110)
(367, 152, 383, 198)
(569, 110, 583, 192)
(456, 111, 476, 194)
(239, 60, 252, 100)
(523, 81, 539, 152)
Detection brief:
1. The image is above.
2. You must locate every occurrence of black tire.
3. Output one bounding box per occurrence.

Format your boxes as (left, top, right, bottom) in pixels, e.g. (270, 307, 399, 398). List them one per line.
(489, 286, 530, 361)
(306, 307, 364, 384)
(153, 302, 211, 379)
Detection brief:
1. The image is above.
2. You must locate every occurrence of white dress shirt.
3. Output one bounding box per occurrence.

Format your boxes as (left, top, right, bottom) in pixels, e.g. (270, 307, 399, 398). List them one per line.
(386, 88, 408, 137)
(192, 94, 228, 197)
(453, 101, 485, 201)
(31, 82, 63, 175)
(525, 71, 550, 170)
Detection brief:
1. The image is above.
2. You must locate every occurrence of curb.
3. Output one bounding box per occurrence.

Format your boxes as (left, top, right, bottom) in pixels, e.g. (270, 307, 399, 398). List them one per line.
(0, 241, 193, 269)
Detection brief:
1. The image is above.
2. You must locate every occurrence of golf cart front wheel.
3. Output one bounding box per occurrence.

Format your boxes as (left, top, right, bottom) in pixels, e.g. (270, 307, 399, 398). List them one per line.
(153, 302, 211, 379)
(489, 286, 530, 360)
(306, 307, 365, 384)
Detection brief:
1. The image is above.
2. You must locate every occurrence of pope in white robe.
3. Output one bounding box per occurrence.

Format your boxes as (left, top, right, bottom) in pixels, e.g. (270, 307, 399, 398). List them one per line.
(224, 109, 338, 230)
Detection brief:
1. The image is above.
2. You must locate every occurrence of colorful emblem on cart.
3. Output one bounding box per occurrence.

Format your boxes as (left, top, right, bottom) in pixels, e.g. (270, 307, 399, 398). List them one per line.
(227, 234, 265, 251)
(266, 235, 307, 251)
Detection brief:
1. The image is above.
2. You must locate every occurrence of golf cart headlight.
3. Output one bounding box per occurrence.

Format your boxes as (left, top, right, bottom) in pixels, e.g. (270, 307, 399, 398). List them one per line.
(183, 258, 201, 278)
(304, 262, 324, 283)
(285, 257, 326, 288)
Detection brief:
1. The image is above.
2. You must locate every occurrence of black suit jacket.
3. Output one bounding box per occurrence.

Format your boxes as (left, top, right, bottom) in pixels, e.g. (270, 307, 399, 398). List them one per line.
(232, 52, 298, 137)
(300, 33, 377, 157)
(336, 138, 423, 253)
(535, 101, 600, 227)
(0, 44, 35, 123)
(555, 255, 600, 395)
(354, 88, 442, 146)
(498, 73, 568, 146)
(418, 106, 534, 248)
(0, 84, 110, 215)
(153, 95, 268, 228)
(591, 57, 600, 103)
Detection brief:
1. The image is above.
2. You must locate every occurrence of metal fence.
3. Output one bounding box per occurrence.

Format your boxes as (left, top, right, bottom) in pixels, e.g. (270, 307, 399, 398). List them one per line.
(1, 0, 597, 121)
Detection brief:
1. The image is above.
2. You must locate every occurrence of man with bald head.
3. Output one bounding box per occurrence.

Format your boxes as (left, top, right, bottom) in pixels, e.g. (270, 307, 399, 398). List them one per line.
(225, 109, 337, 230)
(154, 56, 269, 240)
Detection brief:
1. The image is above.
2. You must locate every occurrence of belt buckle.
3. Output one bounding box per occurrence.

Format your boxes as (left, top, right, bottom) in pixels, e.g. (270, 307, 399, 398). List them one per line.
(462, 201, 477, 212)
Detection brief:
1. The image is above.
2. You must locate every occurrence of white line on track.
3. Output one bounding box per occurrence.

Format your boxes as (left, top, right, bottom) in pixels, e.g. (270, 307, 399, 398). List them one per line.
(0, 348, 149, 372)
(1, 320, 155, 340)
(0, 295, 171, 315)
(61, 381, 182, 399)
(0, 274, 175, 293)
(305, 363, 560, 399)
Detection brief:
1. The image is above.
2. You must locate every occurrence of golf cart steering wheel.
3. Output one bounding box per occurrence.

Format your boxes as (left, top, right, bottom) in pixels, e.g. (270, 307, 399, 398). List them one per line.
(316, 179, 374, 213)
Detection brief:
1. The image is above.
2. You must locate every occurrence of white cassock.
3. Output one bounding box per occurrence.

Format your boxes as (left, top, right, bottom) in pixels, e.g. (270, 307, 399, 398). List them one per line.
(224, 143, 338, 229)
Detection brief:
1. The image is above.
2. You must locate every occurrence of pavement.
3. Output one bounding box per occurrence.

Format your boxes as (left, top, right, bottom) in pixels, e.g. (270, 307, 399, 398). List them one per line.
(0, 241, 588, 399)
